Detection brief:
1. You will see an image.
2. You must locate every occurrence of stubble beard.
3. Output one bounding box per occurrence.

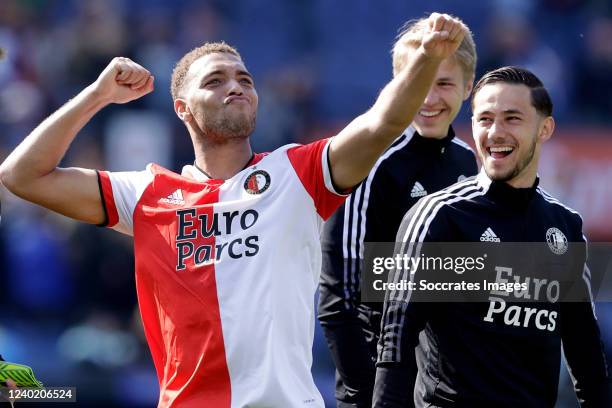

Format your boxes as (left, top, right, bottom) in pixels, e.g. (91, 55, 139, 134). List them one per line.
(199, 111, 256, 145)
(486, 136, 537, 183)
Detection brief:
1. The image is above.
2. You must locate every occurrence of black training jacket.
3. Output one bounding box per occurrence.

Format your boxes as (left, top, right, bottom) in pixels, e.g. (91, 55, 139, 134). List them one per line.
(374, 172, 609, 408)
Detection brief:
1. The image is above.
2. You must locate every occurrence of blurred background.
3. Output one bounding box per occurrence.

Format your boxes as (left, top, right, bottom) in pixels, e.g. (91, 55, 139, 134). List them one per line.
(1, 0, 611, 406)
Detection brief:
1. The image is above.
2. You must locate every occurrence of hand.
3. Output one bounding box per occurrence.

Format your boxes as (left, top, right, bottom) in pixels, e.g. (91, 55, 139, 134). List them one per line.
(91, 57, 155, 104)
(420, 13, 467, 61)
(1, 379, 17, 406)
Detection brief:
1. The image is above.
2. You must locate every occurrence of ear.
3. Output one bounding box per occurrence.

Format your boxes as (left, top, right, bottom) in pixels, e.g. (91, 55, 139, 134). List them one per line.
(463, 74, 474, 101)
(470, 115, 480, 145)
(538, 116, 555, 143)
(174, 98, 192, 123)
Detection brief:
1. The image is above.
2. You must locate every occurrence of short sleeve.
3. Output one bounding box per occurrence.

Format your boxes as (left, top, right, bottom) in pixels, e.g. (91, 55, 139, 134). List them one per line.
(287, 138, 349, 220)
(96, 166, 154, 236)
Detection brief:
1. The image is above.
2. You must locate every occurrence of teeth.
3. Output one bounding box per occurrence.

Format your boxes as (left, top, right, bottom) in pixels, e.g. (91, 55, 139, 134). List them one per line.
(420, 110, 441, 117)
(490, 146, 514, 153)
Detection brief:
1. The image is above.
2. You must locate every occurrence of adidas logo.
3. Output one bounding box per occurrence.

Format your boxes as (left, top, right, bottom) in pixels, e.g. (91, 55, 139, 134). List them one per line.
(410, 181, 427, 198)
(161, 189, 185, 205)
(480, 227, 500, 243)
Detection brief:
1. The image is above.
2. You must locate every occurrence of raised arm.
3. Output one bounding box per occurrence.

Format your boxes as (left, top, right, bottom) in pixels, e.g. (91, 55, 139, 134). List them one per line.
(0, 57, 154, 223)
(329, 13, 467, 190)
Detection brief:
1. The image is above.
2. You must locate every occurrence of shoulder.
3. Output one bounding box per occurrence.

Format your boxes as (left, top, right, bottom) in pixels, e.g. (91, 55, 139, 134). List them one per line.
(536, 186, 584, 231)
(418, 175, 485, 211)
(448, 135, 478, 171)
(450, 136, 475, 155)
(374, 132, 417, 167)
(449, 136, 478, 166)
(148, 163, 177, 177)
(146, 163, 193, 185)
(364, 133, 418, 188)
(139, 163, 212, 194)
(283, 140, 327, 170)
(369, 132, 415, 170)
(397, 176, 486, 242)
(100, 163, 156, 189)
(272, 143, 300, 156)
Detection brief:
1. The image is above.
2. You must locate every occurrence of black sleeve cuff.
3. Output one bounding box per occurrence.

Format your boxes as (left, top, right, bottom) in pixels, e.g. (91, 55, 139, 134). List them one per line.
(95, 170, 109, 228)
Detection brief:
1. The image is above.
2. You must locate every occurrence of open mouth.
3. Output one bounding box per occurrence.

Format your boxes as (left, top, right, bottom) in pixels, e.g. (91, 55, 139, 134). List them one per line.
(419, 109, 443, 118)
(487, 146, 514, 159)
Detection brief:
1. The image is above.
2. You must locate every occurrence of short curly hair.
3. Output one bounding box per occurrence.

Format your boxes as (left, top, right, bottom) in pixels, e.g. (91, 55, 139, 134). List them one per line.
(170, 41, 242, 100)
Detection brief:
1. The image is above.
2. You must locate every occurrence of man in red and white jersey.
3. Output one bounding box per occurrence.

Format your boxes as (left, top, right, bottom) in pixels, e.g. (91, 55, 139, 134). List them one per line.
(0, 13, 467, 408)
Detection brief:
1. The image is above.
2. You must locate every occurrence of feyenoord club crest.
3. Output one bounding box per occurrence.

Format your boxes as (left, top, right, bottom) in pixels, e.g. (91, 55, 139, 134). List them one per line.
(546, 227, 568, 255)
(244, 170, 271, 194)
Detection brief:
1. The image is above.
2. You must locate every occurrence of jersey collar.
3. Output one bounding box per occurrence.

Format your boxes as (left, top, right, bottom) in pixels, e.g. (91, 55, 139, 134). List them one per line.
(478, 168, 540, 210)
(408, 126, 456, 153)
(181, 153, 266, 182)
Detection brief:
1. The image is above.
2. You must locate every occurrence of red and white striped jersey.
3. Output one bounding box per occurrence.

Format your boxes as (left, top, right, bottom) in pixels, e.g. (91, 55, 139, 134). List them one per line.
(97, 138, 346, 408)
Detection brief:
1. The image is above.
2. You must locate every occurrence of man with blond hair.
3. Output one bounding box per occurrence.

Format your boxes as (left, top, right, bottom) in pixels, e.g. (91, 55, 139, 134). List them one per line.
(1, 13, 468, 408)
(318, 15, 478, 408)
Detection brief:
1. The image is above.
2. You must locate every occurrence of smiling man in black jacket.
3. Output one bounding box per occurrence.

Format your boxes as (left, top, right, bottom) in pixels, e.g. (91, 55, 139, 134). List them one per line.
(374, 66, 609, 408)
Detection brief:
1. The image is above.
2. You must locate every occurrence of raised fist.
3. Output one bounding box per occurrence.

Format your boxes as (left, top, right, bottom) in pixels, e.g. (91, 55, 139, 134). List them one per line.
(91, 57, 154, 104)
(420, 13, 467, 61)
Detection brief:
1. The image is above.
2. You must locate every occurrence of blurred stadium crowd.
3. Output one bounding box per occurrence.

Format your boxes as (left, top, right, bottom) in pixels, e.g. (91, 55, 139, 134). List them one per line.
(0, 0, 611, 406)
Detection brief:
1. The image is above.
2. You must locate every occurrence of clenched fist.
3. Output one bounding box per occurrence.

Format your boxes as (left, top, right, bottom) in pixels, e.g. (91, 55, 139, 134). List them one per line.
(420, 13, 467, 61)
(91, 57, 154, 104)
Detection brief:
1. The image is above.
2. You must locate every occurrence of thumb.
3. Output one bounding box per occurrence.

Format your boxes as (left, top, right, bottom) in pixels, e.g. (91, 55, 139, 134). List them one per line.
(426, 30, 449, 44)
(422, 31, 449, 53)
(144, 76, 155, 94)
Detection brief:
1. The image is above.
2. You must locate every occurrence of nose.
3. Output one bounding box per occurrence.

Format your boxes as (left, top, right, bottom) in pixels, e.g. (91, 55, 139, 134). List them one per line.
(488, 119, 506, 141)
(227, 79, 244, 96)
(422, 88, 440, 106)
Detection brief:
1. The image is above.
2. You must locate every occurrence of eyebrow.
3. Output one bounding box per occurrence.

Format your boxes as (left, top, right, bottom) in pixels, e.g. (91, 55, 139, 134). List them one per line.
(237, 70, 253, 79)
(200, 69, 253, 83)
(475, 108, 524, 116)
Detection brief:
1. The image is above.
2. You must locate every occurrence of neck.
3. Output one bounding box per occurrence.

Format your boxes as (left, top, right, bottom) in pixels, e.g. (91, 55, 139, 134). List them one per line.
(506, 155, 540, 189)
(193, 138, 253, 180)
(506, 173, 537, 189)
(412, 124, 451, 140)
(420, 132, 449, 140)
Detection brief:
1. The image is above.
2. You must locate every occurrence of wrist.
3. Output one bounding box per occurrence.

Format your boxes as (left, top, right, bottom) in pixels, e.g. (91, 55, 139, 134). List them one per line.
(415, 45, 445, 63)
(83, 83, 113, 108)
